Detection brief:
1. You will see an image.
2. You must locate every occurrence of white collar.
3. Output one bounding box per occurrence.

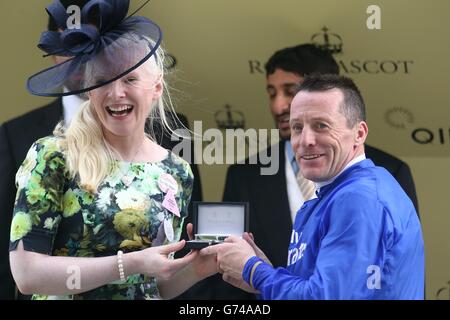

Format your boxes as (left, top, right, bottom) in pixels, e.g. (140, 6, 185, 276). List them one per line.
(315, 154, 366, 191)
(62, 89, 86, 127)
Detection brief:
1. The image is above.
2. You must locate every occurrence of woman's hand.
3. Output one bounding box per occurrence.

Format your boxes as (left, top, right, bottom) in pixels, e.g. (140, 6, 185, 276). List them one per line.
(140, 240, 198, 280)
(154, 224, 218, 299)
(186, 223, 219, 279)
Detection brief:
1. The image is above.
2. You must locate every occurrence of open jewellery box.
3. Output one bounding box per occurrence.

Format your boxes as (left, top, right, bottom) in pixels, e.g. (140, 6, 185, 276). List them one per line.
(185, 202, 249, 250)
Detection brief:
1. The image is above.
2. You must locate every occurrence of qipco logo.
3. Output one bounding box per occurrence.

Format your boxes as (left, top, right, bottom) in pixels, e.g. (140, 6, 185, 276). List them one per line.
(412, 128, 450, 145)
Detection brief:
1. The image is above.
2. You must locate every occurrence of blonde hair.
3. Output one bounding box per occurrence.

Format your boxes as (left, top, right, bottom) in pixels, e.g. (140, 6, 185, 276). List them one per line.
(55, 41, 182, 192)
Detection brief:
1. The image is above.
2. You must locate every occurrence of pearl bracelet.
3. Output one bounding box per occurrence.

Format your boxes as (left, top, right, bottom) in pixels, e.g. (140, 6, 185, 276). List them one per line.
(117, 250, 125, 282)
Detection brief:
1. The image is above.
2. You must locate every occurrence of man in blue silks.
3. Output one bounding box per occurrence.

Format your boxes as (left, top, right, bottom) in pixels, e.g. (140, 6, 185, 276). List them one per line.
(203, 74, 425, 300)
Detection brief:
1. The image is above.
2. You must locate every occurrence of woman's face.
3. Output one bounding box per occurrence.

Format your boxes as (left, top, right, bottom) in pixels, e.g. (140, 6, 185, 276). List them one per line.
(88, 62, 162, 141)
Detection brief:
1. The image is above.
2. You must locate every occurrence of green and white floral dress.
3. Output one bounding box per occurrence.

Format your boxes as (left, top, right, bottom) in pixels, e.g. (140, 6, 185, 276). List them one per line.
(9, 136, 193, 300)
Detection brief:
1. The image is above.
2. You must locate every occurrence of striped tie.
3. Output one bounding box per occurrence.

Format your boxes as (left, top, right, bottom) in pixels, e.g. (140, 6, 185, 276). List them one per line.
(296, 171, 316, 201)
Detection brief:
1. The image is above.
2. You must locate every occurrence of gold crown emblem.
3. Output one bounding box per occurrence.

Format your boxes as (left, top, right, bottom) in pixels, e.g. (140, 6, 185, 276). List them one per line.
(214, 105, 245, 130)
(311, 26, 343, 54)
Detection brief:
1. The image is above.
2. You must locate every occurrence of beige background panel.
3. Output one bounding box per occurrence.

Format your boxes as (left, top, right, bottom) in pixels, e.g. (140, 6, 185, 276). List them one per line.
(408, 157, 450, 300)
(0, 0, 448, 299)
(0, 0, 55, 120)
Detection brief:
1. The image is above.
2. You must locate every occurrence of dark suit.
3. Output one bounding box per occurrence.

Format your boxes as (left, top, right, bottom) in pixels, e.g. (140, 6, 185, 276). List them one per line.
(196, 139, 419, 300)
(0, 99, 202, 299)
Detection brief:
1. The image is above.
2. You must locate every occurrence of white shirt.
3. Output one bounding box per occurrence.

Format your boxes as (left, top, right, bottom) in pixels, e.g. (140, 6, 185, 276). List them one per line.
(62, 91, 85, 127)
(285, 146, 304, 223)
(315, 154, 367, 193)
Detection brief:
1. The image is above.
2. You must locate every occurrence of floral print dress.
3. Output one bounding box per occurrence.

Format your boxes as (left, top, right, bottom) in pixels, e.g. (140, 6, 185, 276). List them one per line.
(9, 136, 193, 300)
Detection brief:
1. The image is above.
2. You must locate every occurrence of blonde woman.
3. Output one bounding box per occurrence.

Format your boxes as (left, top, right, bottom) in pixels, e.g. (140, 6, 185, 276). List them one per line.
(9, 0, 216, 300)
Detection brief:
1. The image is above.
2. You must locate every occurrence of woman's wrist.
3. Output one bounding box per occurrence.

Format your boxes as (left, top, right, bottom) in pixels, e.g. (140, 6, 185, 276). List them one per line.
(121, 250, 143, 277)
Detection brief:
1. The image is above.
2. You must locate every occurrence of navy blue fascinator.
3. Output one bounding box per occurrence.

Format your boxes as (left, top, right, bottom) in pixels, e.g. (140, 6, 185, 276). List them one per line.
(27, 0, 162, 97)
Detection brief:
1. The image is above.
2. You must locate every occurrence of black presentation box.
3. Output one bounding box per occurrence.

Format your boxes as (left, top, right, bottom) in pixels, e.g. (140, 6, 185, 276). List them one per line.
(185, 202, 249, 250)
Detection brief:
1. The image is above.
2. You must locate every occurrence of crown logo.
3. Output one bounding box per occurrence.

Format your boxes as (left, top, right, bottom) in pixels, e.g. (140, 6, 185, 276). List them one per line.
(214, 104, 245, 130)
(311, 26, 343, 54)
